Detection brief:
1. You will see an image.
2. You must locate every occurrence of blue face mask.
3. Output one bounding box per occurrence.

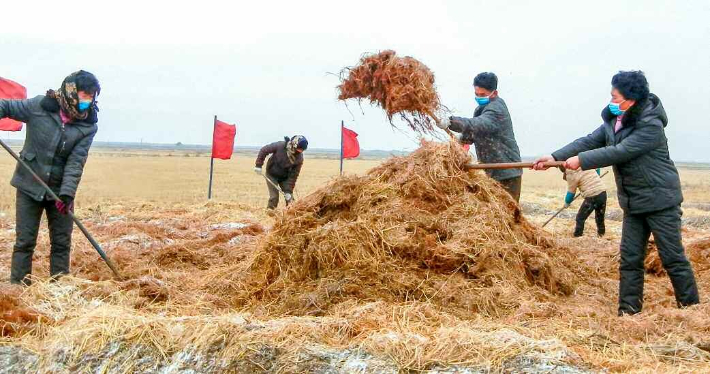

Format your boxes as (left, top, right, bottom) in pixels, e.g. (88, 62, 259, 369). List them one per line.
(473, 87, 495, 106)
(78, 101, 91, 112)
(475, 96, 490, 106)
(608, 100, 626, 116)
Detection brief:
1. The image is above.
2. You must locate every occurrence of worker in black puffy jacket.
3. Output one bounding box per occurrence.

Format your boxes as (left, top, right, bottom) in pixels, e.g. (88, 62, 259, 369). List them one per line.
(533, 71, 699, 316)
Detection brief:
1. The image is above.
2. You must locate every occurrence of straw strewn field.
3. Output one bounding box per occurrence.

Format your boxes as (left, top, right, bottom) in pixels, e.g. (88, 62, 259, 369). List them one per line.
(0, 146, 709, 373)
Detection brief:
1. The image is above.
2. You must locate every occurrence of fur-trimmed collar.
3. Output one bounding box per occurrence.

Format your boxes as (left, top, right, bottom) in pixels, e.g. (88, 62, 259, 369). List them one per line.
(40, 95, 98, 125)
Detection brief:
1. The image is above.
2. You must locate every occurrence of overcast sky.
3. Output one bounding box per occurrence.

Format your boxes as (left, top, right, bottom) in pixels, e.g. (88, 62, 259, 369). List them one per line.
(2, 0, 709, 161)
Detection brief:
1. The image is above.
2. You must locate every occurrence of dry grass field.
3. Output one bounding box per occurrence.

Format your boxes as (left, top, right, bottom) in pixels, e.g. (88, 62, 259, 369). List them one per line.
(1, 148, 709, 210)
(1, 146, 709, 373)
(2, 147, 708, 232)
(0, 149, 382, 212)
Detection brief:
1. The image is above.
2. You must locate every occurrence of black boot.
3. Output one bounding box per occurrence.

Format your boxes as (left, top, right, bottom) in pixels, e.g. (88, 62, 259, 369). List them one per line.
(618, 309, 640, 317)
(573, 227, 584, 237)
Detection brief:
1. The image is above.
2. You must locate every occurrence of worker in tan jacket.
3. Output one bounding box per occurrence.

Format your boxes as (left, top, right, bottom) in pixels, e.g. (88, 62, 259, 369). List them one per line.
(562, 167, 607, 237)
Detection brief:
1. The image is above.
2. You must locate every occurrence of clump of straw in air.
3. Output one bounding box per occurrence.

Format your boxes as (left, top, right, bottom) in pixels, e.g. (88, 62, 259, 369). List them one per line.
(338, 50, 444, 134)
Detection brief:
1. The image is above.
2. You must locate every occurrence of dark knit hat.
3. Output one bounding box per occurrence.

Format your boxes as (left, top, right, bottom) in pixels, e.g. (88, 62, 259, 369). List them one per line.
(297, 136, 308, 150)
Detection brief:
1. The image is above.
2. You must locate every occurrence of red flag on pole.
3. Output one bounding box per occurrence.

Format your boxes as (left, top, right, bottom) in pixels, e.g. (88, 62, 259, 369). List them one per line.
(342, 126, 360, 159)
(211, 119, 236, 160)
(0, 77, 27, 132)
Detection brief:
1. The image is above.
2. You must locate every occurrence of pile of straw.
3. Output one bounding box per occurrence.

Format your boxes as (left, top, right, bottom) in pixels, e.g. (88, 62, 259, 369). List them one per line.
(646, 237, 710, 276)
(238, 141, 579, 316)
(0, 285, 44, 337)
(338, 50, 442, 134)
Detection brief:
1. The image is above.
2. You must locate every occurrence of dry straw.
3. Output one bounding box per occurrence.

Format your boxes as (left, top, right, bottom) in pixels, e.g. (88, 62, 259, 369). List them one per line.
(235, 141, 578, 317)
(1, 145, 709, 372)
(338, 50, 445, 134)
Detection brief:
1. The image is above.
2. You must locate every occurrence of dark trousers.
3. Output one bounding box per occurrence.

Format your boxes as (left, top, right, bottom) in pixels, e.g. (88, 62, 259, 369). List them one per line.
(265, 173, 292, 210)
(575, 191, 607, 236)
(498, 176, 522, 203)
(11, 190, 73, 285)
(618, 205, 699, 315)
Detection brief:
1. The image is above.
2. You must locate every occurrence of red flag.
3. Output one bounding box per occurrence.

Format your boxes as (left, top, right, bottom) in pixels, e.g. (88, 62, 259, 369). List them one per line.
(211, 119, 236, 159)
(342, 126, 360, 159)
(0, 77, 27, 131)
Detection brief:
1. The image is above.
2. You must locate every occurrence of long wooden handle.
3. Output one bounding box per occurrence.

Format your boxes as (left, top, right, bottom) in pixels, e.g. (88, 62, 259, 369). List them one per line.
(542, 204, 568, 228)
(263, 175, 285, 196)
(465, 161, 565, 170)
(0, 139, 122, 279)
(541, 171, 609, 228)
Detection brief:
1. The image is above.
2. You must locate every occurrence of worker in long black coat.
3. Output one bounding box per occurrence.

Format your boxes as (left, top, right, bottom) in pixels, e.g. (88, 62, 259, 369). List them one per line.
(533, 71, 699, 315)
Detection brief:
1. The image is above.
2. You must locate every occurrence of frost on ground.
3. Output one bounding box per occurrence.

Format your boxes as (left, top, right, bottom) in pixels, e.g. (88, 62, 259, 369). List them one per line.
(0, 277, 594, 373)
(0, 340, 593, 374)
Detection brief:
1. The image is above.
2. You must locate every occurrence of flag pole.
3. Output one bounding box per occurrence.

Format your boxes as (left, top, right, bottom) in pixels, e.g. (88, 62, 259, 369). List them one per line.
(340, 120, 344, 176)
(208, 115, 216, 199)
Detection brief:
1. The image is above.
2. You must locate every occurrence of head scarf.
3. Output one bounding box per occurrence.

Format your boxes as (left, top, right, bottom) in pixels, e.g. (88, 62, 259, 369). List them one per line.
(46, 71, 90, 121)
(286, 135, 306, 164)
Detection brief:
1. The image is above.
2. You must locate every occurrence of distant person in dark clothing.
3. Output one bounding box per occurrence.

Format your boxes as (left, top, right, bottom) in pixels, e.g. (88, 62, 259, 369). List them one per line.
(254, 135, 307, 209)
(437, 72, 523, 202)
(533, 71, 699, 316)
(0, 70, 100, 285)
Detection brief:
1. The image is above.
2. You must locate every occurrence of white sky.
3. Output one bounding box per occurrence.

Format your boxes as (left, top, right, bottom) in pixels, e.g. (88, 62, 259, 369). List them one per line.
(2, 0, 709, 161)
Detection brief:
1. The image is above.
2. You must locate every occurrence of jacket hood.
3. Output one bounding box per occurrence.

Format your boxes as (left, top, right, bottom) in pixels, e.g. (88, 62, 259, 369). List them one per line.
(601, 93, 667, 128)
(641, 94, 667, 128)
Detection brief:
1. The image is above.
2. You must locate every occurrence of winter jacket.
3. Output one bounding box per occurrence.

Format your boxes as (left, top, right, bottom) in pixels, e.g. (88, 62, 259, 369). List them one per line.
(565, 169, 606, 199)
(552, 94, 681, 214)
(449, 97, 522, 181)
(255, 139, 303, 194)
(0, 95, 98, 201)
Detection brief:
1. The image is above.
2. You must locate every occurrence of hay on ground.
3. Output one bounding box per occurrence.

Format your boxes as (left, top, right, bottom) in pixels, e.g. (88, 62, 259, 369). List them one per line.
(1, 151, 709, 372)
(0, 285, 45, 337)
(646, 236, 710, 276)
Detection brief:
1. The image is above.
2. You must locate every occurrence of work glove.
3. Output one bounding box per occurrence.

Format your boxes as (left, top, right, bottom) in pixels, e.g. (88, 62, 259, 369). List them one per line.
(564, 192, 575, 206)
(55, 195, 74, 215)
(284, 193, 293, 202)
(253, 167, 262, 175)
(436, 116, 451, 130)
(563, 203, 570, 209)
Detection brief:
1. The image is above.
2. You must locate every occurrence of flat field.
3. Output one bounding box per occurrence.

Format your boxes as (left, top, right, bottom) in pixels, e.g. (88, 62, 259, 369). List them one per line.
(0, 147, 709, 373)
